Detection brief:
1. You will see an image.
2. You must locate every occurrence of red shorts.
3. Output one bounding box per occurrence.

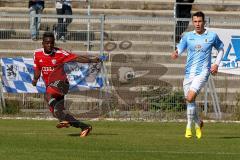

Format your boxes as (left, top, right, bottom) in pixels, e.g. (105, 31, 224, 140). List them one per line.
(45, 86, 64, 113)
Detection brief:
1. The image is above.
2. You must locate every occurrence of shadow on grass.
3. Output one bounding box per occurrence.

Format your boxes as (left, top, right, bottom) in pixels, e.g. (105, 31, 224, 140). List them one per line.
(68, 133, 119, 137)
(220, 136, 240, 139)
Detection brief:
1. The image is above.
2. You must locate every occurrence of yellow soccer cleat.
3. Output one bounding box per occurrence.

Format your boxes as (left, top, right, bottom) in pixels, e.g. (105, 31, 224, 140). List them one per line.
(185, 128, 192, 138)
(195, 127, 202, 139)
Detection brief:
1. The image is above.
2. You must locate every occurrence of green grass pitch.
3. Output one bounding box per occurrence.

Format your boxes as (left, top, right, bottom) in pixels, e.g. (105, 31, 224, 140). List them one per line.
(0, 119, 239, 160)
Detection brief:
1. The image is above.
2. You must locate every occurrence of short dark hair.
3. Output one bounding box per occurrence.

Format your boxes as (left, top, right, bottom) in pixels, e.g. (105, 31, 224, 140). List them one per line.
(192, 11, 205, 21)
(42, 32, 55, 40)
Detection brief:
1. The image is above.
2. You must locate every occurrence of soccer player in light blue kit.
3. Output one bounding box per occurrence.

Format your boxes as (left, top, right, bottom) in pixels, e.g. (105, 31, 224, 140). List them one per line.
(171, 11, 224, 139)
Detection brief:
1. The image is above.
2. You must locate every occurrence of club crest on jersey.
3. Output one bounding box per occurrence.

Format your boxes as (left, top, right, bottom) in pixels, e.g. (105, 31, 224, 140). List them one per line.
(52, 59, 57, 64)
(204, 38, 208, 43)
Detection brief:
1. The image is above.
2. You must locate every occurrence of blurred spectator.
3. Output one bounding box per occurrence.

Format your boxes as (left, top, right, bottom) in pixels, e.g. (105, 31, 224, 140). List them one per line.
(29, 0, 45, 41)
(175, 0, 194, 43)
(54, 0, 73, 42)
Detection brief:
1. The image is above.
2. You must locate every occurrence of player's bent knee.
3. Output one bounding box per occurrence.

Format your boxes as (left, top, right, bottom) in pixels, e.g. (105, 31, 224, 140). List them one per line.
(186, 91, 197, 102)
(186, 95, 196, 103)
(186, 96, 192, 102)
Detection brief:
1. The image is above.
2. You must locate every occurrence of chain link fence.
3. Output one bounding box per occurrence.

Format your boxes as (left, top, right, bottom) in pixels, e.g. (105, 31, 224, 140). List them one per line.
(0, 10, 240, 121)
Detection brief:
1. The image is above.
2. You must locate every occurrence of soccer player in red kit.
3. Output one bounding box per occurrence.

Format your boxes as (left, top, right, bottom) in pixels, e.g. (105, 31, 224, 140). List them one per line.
(32, 32, 101, 137)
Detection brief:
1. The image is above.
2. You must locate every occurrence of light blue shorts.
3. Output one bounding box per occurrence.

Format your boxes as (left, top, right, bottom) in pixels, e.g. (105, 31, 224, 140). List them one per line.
(183, 73, 209, 97)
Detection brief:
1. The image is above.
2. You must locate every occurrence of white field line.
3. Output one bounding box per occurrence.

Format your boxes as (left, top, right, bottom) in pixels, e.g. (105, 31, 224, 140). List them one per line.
(1, 117, 240, 124)
(85, 150, 240, 155)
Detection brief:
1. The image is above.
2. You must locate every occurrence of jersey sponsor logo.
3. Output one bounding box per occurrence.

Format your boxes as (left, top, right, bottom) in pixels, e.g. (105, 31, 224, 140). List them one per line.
(42, 66, 54, 72)
(195, 45, 202, 51)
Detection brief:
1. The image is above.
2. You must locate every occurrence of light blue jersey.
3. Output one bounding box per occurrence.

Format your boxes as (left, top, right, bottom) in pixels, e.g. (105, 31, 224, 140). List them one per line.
(177, 30, 224, 79)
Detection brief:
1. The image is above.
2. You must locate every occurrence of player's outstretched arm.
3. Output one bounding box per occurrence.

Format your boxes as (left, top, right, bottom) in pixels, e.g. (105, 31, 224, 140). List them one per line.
(74, 54, 109, 63)
(74, 55, 100, 63)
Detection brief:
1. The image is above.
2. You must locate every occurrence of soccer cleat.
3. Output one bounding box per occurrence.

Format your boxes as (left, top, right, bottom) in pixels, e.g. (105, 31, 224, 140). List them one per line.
(56, 121, 70, 128)
(195, 127, 202, 139)
(185, 128, 192, 138)
(80, 126, 92, 137)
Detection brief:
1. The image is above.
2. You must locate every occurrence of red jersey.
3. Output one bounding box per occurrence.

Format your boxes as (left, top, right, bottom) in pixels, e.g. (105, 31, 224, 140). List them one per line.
(33, 47, 78, 86)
